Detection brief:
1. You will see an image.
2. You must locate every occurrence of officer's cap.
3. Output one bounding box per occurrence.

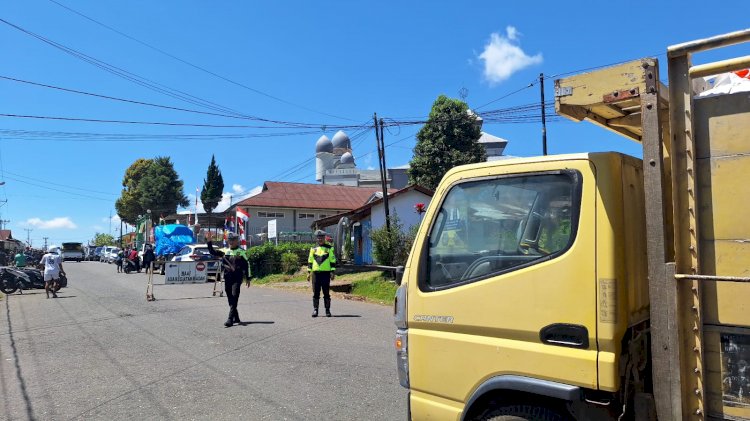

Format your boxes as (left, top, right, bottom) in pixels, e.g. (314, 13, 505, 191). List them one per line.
(227, 232, 239, 240)
(315, 230, 327, 237)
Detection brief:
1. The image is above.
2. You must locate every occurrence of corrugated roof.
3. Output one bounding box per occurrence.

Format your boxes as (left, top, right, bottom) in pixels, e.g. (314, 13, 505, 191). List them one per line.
(235, 182, 393, 211)
(0, 230, 13, 241)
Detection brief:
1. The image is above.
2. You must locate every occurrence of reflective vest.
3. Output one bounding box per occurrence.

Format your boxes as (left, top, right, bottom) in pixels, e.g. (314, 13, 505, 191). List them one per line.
(308, 245, 336, 272)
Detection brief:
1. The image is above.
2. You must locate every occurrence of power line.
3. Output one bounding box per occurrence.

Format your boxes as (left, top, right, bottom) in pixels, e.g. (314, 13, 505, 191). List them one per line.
(2, 170, 118, 196)
(46, 0, 358, 122)
(0, 17, 307, 122)
(1, 175, 113, 201)
(0, 75, 341, 128)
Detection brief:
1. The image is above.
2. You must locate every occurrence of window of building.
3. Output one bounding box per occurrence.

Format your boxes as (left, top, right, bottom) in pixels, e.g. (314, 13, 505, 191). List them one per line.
(257, 211, 285, 218)
(298, 213, 316, 219)
(423, 171, 580, 290)
(318, 214, 328, 219)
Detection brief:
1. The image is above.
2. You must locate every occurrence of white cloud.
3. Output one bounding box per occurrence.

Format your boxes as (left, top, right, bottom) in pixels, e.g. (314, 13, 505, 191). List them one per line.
(102, 214, 121, 224)
(232, 184, 245, 194)
(479, 26, 542, 84)
(26, 217, 78, 229)
(92, 225, 104, 231)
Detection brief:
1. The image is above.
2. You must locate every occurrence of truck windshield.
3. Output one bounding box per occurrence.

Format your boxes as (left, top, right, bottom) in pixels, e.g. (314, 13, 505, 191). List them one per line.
(425, 172, 578, 288)
(62, 243, 83, 251)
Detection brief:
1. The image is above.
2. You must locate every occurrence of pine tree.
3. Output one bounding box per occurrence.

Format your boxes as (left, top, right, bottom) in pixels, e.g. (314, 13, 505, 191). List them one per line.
(408, 95, 486, 190)
(201, 155, 224, 215)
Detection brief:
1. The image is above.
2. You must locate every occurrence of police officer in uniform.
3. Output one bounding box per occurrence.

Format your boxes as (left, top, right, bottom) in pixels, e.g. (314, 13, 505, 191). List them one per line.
(207, 231, 249, 327)
(308, 230, 336, 317)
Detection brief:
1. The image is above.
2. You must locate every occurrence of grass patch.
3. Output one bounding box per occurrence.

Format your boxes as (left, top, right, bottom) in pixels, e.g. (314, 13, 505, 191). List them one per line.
(349, 271, 398, 304)
(252, 272, 307, 285)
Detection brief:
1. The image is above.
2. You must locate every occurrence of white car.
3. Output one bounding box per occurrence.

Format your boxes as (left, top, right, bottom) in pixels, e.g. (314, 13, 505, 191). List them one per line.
(171, 244, 220, 280)
(102, 247, 122, 264)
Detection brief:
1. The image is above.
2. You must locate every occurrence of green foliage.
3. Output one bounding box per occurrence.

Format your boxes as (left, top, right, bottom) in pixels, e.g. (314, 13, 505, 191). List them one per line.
(116, 157, 189, 225)
(200, 155, 224, 214)
(280, 252, 300, 275)
(539, 219, 572, 253)
(349, 271, 398, 304)
(408, 95, 486, 190)
(370, 214, 418, 266)
(93, 233, 115, 247)
(245, 242, 314, 278)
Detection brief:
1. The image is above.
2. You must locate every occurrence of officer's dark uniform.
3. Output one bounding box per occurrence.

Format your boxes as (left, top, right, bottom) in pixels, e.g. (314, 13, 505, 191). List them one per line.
(308, 232, 336, 317)
(207, 234, 249, 327)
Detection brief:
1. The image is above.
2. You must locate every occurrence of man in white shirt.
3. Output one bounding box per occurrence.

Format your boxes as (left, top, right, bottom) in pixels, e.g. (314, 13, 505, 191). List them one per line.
(40, 249, 65, 299)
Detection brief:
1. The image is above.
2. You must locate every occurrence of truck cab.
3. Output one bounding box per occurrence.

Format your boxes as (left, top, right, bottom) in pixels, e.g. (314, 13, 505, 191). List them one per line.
(396, 152, 648, 420)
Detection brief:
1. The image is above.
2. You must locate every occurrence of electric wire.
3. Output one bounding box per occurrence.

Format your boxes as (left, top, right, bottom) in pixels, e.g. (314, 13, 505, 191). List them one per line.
(46, 0, 358, 122)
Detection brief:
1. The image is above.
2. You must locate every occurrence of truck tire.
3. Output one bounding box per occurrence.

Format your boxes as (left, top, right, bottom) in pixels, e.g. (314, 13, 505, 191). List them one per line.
(479, 405, 567, 421)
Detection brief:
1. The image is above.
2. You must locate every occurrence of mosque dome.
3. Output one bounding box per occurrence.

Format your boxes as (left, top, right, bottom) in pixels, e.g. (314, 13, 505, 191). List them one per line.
(315, 135, 333, 153)
(331, 130, 351, 150)
(340, 152, 355, 165)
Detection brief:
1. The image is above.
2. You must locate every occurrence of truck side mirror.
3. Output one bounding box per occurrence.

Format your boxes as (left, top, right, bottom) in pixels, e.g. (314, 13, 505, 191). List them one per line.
(395, 266, 405, 285)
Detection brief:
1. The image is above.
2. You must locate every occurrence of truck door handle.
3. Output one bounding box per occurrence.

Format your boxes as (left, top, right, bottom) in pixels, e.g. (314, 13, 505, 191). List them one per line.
(540, 324, 589, 349)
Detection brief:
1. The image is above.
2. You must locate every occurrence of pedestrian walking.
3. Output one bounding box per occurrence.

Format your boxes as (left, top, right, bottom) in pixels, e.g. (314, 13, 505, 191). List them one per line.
(142, 244, 155, 274)
(40, 249, 65, 299)
(308, 230, 336, 317)
(206, 231, 249, 327)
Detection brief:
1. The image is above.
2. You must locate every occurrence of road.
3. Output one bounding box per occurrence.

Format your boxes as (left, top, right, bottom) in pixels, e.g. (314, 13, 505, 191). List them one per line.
(0, 261, 406, 420)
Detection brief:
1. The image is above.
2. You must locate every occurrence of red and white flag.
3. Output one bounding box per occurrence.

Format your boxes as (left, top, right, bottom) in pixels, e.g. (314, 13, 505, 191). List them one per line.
(236, 208, 249, 249)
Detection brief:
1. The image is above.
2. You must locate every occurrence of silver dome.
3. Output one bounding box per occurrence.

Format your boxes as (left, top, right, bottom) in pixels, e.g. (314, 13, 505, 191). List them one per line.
(315, 135, 333, 153)
(331, 130, 351, 149)
(340, 152, 355, 165)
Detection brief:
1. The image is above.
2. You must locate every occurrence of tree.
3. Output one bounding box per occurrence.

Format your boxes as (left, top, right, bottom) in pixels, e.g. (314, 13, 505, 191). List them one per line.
(408, 95, 486, 190)
(115, 158, 152, 225)
(138, 157, 189, 222)
(200, 155, 224, 215)
(115, 157, 189, 224)
(93, 233, 115, 246)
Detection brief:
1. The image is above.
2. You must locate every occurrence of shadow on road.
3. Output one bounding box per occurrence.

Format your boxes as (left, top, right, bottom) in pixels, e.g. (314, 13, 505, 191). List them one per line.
(4, 297, 36, 420)
(235, 321, 275, 326)
(331, 315, 361, 318)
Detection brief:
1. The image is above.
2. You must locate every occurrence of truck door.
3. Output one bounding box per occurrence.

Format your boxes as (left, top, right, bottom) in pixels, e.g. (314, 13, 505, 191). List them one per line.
(407, 159, 599, 410)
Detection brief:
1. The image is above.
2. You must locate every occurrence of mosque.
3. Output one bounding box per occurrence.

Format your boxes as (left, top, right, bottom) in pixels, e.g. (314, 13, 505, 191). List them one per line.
(314, 114, 509, 190)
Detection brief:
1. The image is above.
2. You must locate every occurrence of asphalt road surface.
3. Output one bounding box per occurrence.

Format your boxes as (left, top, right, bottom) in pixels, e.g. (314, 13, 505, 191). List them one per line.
(0, 261, 406, 420)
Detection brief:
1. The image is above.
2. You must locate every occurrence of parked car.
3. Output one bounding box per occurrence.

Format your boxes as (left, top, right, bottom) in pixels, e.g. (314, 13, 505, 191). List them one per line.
(171, 244, 219, 281)
(92, 246, 104, 262)
(102, 247, 122, 264)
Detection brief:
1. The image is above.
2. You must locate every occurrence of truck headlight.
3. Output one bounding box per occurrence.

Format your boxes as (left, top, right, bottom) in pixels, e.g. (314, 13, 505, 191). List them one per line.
(395, 329, 409, 388)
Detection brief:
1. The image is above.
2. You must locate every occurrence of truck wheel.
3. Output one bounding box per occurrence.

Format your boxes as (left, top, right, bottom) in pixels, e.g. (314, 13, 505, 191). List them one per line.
(479, 405, 566, 421)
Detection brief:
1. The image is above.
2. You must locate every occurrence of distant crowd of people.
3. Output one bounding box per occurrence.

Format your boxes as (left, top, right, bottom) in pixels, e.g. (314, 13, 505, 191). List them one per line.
(113, 244, 155, 274)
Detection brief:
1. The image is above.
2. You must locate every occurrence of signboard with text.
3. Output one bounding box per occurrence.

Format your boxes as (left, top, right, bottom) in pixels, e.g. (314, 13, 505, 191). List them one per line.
(268, 219, 277, 239)
(165, 261, 208, 284)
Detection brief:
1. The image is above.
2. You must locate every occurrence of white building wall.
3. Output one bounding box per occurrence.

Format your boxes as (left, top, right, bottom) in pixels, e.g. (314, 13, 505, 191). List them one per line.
(370, 190, 431, 232)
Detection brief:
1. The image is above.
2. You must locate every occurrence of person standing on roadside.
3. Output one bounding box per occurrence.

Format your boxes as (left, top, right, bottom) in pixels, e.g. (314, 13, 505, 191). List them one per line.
(142, 244, 155, 274)
(13, 250, 26, 267)
(40, 249, 65, 299)
(308, 230, 336, 317)
(206, 231, 249, 327)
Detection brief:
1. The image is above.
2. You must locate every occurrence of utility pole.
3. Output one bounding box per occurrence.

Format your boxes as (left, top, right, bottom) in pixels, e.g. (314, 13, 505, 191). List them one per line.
(373, 113, 391, 232)
(540, 73, 548, 156)
(0, 219, 9, 230)
(43, 237, 49, 251)
(109, 210, 112, 236)
(24, 228, 33, 247)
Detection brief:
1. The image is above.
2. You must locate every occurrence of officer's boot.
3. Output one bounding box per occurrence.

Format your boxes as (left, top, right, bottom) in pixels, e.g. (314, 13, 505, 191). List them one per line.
(233, 308, 241, 324)
(224, 309, 234, 327)
(312, 298, 319, 318)
(324, 298, 332, 317)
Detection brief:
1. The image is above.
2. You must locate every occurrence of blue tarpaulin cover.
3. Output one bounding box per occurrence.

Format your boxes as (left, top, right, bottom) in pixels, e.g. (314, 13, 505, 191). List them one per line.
(154, 224, 195, 256)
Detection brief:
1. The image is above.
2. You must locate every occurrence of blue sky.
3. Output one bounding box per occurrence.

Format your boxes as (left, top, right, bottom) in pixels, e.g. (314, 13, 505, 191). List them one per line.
(0, 1, 747, 247)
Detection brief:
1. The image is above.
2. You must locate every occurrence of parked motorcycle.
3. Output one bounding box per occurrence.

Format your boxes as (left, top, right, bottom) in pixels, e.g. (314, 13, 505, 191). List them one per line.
(0, 268, 37, 294)
(123, 259, 137, 274)
(0, 267, 66, 294)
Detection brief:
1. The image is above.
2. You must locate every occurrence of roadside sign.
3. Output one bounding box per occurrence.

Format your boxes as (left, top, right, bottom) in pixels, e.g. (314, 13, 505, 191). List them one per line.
(165, 261, 208, 284)
(268, 219, 277, 239)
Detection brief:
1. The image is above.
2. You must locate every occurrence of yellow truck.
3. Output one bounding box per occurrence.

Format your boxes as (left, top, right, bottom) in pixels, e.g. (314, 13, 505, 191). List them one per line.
(394, 29, 750, 420)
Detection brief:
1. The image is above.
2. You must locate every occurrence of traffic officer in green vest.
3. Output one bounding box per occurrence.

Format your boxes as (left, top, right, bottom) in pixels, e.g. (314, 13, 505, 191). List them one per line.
(308, 229, 336, 317)
(207, 231, 250, 327)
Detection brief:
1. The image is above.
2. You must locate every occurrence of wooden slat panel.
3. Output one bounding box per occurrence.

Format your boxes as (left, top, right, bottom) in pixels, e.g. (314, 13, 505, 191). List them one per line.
(697, 155, 750, 241)
(694, 92, 750, 159)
